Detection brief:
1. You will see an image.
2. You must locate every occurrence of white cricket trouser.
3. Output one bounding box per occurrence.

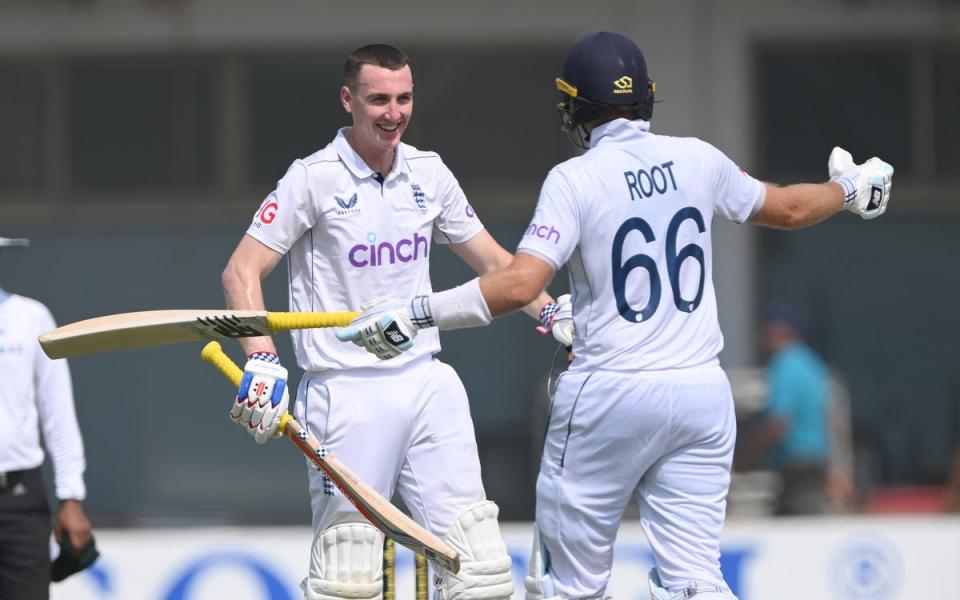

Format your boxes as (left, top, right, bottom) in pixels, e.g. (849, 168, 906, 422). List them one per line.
(294, 355, 487, 538)
(537, 363, 737, 598)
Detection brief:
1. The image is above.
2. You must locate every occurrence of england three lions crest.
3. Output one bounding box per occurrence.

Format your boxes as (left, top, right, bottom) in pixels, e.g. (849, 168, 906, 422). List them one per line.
(411, 183, 427, 214)
(334, 192, 360, 216)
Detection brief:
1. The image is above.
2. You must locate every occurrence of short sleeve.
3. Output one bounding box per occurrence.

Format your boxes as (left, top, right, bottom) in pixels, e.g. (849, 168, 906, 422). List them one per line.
(703, 142, 766, 224)
(516, 168, 581, 270)
(246, 161, 317, 254)
(432, 164, 484, 245)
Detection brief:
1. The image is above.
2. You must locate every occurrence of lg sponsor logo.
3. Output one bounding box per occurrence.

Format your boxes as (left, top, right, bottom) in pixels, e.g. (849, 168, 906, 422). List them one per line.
(255, 195, 279, 226)
(348, 232, 430, 268)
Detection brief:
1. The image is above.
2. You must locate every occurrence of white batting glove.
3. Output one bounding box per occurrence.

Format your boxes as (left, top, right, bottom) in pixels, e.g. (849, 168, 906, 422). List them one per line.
(335, 298, 418, 360)
(828, 146, 894, 220)
(230, 352, 289, 444)
(536, 294, 575, 347)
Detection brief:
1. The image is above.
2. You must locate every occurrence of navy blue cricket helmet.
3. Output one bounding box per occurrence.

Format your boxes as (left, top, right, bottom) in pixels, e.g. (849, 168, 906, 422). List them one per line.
(556, 32, 655, 132)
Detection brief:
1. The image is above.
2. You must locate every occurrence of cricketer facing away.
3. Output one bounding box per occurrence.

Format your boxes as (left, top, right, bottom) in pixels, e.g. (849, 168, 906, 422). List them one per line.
(339, 32, 894, 600)
(221, 44, 554, 600)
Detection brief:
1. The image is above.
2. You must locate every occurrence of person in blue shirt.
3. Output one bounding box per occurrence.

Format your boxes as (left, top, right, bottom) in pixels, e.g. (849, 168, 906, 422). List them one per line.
(741, 301, 833, 515)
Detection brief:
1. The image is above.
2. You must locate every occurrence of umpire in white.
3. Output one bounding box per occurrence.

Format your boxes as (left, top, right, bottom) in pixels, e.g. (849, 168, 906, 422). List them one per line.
(340, 32, 894, 600)
(0, 236, 93, 599)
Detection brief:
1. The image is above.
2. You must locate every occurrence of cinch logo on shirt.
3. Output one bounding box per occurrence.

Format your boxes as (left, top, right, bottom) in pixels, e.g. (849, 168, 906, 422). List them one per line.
(348, 232, 430, 268)
(0, 343, 25, 355)
(524, 223, 561, 244)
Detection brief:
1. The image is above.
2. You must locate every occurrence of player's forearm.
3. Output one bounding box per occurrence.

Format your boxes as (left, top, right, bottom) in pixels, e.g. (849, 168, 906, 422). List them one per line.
(221, 262, 276, 355)
(485, 252, 554, 320)
(474, 253, 549, 319)
(479, 267, 547, 316)
(752, 182, 845, 230)
(451, 233, 552, 319)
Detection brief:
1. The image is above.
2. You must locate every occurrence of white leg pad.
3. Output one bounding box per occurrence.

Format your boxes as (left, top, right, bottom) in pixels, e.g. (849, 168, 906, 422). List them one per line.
(524, 525, 560, 600)
(437, 500, 514, 600)
(302, 523, 384, 600)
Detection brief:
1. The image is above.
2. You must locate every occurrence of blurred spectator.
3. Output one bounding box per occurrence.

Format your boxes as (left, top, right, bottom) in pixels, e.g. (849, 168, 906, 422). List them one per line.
(0, 236, 95, 599)
(738, 300, 852, 515)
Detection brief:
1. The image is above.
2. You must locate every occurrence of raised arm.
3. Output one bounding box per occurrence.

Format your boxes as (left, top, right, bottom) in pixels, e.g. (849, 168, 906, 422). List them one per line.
(750, 182, 845, 230)
(751, 147, 893, 229)
(476, 252, 556, 317)
(335, 251, 566, 360)
(447, 229, 554, 319)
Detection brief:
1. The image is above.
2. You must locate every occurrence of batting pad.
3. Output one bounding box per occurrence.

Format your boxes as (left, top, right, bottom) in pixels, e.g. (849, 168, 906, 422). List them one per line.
(438, 501, 513, 600)
(303, 523, 384, 600)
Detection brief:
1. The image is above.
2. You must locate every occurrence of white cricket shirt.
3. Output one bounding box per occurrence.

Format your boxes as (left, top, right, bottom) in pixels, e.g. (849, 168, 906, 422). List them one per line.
(247, 128, 483, 372)
(0, 291, 86, 500)
(517, 119, 765, 372)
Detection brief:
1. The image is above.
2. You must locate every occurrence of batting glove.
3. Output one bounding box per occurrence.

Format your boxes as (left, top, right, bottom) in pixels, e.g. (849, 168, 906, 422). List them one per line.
(536, 294, 575, 347)
(230, 352, 289, 444)
(828, 146, 894, 220)
(335, 298, 418, 360)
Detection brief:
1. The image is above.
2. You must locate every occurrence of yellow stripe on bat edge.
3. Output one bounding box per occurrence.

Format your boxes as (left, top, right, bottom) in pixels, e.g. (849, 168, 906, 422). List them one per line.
(266, 311, 359, 332)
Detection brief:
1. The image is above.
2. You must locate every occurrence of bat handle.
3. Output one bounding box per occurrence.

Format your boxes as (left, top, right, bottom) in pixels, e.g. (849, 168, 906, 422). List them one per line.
(200, 341, 243, 386)
(266, 311, 360, 333)
(201, 341, 293, 435)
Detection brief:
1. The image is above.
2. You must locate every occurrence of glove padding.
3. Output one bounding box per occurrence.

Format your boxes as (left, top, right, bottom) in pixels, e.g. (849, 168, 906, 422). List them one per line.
(230, 352, 289, 444)
(536, 294, 575, 346)
(828, 146, 894, 219)
(335, 298, 417, 360)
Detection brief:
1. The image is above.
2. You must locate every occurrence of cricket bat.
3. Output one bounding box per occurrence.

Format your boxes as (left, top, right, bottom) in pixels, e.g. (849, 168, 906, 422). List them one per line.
(200, 341, 460, 574)
(39, 309, 360, 359)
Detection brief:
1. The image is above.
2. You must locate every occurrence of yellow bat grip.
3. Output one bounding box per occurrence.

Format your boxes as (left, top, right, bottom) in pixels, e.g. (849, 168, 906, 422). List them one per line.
(200, 341, 294, 434)
(200, 341, 243, 386)
(266, 311, 359, 332)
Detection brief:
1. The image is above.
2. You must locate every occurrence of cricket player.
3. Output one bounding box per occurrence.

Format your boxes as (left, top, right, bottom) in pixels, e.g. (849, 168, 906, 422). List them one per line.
(339, 32, 894, 600)
(221, 44, 551, 600)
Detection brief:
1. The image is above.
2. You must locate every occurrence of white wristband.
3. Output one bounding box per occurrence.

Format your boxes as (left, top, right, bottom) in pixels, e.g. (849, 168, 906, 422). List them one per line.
(410, 277, 493, 331)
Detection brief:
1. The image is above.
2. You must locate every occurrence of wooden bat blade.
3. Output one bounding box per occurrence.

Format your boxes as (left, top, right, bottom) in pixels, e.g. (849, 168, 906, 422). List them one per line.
(199, 341, 461, 573)
(39, 310, 273, 359)
(38, 309, 359, 359)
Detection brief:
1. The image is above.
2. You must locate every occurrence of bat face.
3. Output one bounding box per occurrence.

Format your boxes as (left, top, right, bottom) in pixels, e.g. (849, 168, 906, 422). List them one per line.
(39, 310, 272, 359)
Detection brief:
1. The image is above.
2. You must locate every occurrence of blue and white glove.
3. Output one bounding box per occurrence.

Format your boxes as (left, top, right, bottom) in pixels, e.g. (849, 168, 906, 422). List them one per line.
(335, 299, 418, 360)
(229, 351, 289, 444)
(536, 294, 575, 347)
(828, 146, 894, 220)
